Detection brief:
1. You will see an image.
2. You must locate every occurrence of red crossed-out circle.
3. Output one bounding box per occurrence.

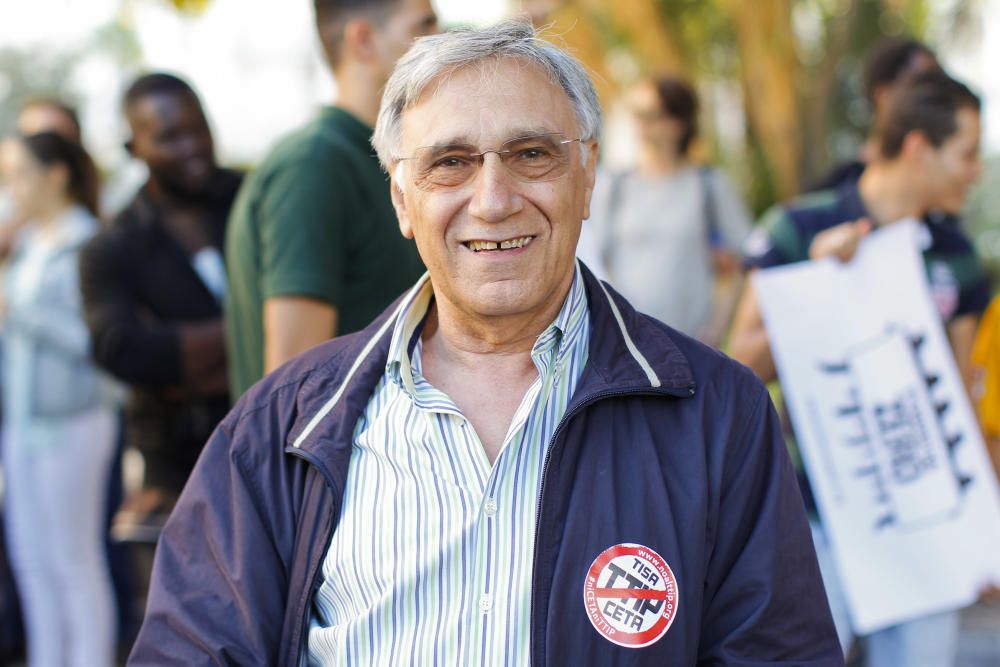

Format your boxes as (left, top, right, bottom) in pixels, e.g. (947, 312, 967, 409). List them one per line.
(582, 543, 679, 648)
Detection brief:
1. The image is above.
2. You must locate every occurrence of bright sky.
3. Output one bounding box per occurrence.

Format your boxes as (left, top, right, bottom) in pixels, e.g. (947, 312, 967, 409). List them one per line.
(1, 0, 998, 170)
(0, 0, 508, 167)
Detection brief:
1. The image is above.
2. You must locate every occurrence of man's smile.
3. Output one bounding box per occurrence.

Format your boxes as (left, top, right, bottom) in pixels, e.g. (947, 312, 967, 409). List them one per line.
(463, 235, 536, 252)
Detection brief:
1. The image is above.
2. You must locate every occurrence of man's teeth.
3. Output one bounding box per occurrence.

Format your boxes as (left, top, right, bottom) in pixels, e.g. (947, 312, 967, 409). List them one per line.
(468, 236, 533, 252)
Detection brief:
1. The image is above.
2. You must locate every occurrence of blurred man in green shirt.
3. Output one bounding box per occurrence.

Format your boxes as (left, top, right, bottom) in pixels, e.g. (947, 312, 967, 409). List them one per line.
(225, 0, 437, 397)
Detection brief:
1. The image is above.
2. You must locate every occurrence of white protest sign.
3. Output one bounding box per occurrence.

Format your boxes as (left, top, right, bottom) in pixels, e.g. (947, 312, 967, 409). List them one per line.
(754, 219, 1000, 634)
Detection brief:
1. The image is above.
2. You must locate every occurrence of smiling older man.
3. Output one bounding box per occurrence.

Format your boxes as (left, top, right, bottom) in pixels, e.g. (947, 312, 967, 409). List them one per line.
(129, 20, 840, 667)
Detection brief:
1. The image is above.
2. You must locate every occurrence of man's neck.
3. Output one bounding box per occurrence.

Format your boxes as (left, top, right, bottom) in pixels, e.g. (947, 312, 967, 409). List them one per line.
(858, 161, 925, 226)
(421, 275, 574, 371)
(35, 198, 75, 231)
(143, 177, 211, 212)
(332, 64, 382, 128)
(418, 276, 575, 464)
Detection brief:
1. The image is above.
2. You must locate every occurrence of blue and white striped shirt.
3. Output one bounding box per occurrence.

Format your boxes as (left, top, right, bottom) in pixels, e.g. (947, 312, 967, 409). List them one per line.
(307, 267, 590, 666)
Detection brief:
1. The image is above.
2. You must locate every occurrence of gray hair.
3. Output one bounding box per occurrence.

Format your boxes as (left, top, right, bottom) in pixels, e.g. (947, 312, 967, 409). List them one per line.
(372, 19, 602, 169)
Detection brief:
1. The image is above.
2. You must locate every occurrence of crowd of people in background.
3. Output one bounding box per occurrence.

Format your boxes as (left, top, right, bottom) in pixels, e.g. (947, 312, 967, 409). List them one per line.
(0, 2, 995, 665)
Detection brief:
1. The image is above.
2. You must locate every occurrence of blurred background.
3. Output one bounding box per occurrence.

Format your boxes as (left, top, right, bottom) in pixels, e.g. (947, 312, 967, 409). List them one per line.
(1, 0, 997, 242)
(2, 1, 1000, 664)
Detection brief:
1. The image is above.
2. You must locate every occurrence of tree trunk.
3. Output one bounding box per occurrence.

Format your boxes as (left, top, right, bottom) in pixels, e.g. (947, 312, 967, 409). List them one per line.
(718, 0, 803, 198)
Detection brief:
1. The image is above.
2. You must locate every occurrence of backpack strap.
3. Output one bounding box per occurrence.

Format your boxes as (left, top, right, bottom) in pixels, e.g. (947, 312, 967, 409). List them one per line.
(699, 165, 723, 249)
(600, 169, 628, 271)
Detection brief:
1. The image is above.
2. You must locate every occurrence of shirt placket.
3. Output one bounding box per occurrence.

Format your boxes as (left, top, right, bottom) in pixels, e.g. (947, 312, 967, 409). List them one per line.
(463, 338, 561, 664)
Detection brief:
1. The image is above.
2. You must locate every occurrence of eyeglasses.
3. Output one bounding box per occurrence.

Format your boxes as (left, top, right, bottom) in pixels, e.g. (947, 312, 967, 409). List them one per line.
(396, 132, 583, 190)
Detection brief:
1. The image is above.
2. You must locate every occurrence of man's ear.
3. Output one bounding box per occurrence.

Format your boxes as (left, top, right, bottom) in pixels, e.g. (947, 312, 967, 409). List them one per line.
(871, 84, 890, 121)
(342, 17, 378, 63)
(900, 129, 934, 162)
(581, 140, 599, 221)
(390, 164, 414, 239)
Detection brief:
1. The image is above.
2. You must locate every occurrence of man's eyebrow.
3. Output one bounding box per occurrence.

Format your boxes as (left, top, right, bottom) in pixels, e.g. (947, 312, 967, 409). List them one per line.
(420, 136, 475, 150)
(504, 126, 560, 140)
(419, 127, 562, 150)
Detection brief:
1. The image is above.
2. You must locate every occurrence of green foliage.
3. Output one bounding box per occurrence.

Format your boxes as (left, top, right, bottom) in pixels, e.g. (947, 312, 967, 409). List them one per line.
(965, 158, 1000, 286)
(595, 0, 931, 213)
(789, 0, 929, 185)
(652, 0, 740, 76)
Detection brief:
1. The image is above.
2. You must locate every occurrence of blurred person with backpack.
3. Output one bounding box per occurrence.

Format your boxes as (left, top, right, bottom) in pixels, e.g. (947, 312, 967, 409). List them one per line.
(578, 76, 751, 347)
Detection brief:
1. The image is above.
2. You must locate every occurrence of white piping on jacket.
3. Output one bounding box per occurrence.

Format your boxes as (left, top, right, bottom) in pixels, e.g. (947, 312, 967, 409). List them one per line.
(595, 277, 662, 388)
(291, 275, 427, 449)
(292, 269, 663, 449)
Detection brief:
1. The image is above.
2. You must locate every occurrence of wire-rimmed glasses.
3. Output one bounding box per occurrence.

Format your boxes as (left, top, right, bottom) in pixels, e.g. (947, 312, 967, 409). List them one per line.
(396, 132, 583, 190)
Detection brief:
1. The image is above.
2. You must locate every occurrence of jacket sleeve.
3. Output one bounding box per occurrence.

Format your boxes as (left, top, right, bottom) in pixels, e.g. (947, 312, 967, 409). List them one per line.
(128, 411, 292, 666)
(78, 232, 185, 386)
(697, 383, 843, 666)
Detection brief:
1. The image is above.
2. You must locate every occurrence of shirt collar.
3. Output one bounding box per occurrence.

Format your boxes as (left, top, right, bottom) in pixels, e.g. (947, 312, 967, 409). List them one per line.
(532, 263, 588, 367)
(386, 264, 590, 396)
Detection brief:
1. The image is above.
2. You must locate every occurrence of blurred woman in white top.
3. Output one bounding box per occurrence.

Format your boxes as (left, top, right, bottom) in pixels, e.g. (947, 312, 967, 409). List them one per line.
(579, 76, 751, 346)
(0, 131, 118, 667)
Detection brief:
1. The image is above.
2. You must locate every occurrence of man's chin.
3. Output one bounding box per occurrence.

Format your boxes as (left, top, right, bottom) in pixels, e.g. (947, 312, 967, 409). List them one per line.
(161, 173, 218, 200)
(453, 278, 566, 322)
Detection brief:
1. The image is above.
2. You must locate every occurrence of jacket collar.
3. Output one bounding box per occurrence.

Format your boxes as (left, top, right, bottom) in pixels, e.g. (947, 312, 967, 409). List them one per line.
(573, 261, 695, 397)
(385, 266, 592, 401)
(287, 262, 696, 467)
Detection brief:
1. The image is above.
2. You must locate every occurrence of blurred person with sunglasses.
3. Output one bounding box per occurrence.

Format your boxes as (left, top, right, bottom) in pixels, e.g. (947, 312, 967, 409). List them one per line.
(579, 76, 751, 347)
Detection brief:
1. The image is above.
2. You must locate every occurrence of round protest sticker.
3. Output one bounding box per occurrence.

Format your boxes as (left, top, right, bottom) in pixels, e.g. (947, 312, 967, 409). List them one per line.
(582, 543, 679, 648)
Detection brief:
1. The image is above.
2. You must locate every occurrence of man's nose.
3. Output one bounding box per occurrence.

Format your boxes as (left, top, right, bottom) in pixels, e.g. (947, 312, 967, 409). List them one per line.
(179, 131, 211, 159)
(467, 152, 522, 223)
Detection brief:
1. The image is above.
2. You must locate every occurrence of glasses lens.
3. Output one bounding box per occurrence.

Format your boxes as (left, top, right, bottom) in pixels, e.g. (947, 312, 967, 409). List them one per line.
(407, 133, 576, 190)
(413, 145, 478, 189)
(501, 133, 572, 182)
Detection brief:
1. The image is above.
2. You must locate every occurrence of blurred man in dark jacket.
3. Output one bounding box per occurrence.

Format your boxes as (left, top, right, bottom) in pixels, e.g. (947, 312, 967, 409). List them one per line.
(79, 73, 241, 537)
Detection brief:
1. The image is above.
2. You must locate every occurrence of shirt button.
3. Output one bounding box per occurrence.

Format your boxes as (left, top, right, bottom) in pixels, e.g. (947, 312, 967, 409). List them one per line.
(484, 499, 498, 517)
(479, 594, 492, 613)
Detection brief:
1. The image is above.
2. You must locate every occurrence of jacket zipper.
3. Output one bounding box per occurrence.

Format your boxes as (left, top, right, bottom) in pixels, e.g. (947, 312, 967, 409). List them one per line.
(529, 383, 694, 666)
(287, 447, 342, 666)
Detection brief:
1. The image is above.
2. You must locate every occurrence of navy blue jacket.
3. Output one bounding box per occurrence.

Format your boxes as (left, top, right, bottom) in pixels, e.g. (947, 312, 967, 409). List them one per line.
(129, 267, 841, 666)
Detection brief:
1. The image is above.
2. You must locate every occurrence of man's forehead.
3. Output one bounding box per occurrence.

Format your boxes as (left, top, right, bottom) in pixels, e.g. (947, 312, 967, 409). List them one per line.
(412, 125, 565, 149)
(129, 92, 202, 130)
(399, 58, 577, 148)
